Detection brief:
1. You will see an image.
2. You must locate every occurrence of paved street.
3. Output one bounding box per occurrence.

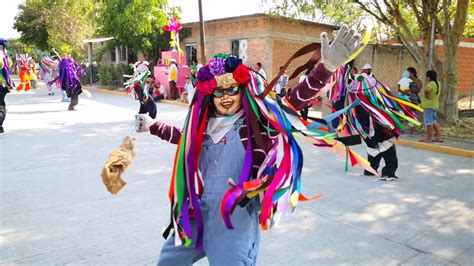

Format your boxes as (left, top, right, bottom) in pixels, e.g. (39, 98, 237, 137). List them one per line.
(1, 81, 473, 265)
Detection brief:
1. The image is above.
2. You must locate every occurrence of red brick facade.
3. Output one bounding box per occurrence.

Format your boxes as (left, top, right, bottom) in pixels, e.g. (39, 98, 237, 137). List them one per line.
(182, 13, 336, 86)
(182, 14, 473, 95)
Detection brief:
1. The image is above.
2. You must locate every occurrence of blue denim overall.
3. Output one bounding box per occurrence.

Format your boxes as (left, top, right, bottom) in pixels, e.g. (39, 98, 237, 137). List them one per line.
(158, 119, 260, 266)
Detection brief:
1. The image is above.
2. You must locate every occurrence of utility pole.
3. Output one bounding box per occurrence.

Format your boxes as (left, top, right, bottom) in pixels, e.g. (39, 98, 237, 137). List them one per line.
(198, 0, 206, 64)
(428, 18, 436, 69)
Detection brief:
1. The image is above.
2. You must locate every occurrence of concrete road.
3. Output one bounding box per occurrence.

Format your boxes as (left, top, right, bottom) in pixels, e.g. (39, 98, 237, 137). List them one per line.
(1, 82, 473, 265)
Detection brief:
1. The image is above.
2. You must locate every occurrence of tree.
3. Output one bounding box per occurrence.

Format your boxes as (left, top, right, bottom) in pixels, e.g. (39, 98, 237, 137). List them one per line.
(14, 0, 49, 50)
(13, 0, 97, 59)
(45, 0, 97, 58)
(97, 0, 172, 64)
(266, 0, 470, 123)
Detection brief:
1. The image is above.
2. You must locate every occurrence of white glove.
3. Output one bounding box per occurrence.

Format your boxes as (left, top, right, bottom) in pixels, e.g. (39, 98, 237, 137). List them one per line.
(135, 114, 155, 132)
(321, 25, 363, 72)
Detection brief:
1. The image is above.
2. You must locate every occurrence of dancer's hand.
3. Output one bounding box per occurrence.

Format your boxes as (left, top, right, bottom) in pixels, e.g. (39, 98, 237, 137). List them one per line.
(320, 25, 363, 72)
(135, 114, 155, 132)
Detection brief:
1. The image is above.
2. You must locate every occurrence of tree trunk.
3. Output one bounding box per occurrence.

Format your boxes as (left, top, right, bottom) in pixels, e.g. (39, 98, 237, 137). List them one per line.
(443, 62, 459, 123)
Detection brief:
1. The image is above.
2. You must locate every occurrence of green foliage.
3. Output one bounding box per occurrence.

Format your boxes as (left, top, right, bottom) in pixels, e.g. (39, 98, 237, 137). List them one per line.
(13, 0, 50, 50)
(266, 0, 362, 26)
(13, 0, 97, 60)
(464, 1, 474, 37)
(98, 63, 132, 86)
(98, 0, 170, 61)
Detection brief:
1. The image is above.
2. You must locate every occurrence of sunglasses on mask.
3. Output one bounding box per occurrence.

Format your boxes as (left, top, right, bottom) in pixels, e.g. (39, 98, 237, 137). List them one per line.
(213, 86, 240, 98)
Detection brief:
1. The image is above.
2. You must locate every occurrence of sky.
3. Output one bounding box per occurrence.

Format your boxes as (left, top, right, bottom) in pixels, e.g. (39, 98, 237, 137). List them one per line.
(1, 0, 25, 39)
(1, 0, 267, 39)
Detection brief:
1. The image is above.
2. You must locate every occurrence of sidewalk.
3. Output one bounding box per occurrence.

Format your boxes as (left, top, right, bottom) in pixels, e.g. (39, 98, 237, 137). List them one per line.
(398, 132, 474, 158)
(87, 86, 474, 158)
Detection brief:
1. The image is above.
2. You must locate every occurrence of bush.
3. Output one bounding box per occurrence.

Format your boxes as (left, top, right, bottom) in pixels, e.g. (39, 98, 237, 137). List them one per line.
(98, 63, 132, 87)
(80, 64, 99, 85)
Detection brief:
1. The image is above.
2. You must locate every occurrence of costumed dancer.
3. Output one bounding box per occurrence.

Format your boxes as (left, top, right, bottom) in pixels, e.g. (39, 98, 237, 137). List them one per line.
(28, 57, 39, 89)
(50, 55, 85, 110)
(39, 56, 60, 95)
(329, 63, 422, 181)
(16, 56, 32, 92)
(124, 61, 157, 119)
(135, 26, 371, 265)
(0, 39, 14, 134)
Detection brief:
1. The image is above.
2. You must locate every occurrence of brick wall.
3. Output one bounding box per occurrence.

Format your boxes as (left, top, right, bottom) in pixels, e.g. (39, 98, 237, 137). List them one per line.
(182, 14, 336, 78)
(356, 41, 474, 96)
(436, 41, 474, 95)
(271, 39, 314, 88)
(456, 46, 474, 95)
(182, 15, 472, 96)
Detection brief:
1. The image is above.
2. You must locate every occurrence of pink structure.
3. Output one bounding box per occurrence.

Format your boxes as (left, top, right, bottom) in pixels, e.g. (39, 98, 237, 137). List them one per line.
(154, 50, 190, 98)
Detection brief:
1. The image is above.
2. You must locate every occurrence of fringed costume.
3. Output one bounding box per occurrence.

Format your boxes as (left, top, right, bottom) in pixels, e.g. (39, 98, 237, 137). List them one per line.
(329, 65, 422, 179)
(0, 39, 14, 133)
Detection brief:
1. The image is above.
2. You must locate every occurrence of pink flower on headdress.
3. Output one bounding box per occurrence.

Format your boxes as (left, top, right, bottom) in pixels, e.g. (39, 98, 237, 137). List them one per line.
(232, 64, 250, 85)
(196, 78, 217, 96)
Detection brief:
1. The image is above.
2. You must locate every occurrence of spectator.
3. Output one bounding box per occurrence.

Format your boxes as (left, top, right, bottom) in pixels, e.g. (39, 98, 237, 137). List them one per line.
(275, 66, 289, 97)
(420, 70, 442, 142)
(184, 76, 195, 104)
(256, 62, 267, 80)
(150, 77, 164, 102)
(407, 67, 422, 104)
(168, 59, 179, 99)
(362, 63, 373, 76)
(179, 77, 190, 103)
(406, 67, 422, 135)
(398, 71, 411, 94)
(153, 81, 168, 102)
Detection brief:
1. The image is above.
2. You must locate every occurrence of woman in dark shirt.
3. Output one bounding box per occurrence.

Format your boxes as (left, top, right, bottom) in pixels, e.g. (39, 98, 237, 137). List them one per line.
(406, 67, 422, 135)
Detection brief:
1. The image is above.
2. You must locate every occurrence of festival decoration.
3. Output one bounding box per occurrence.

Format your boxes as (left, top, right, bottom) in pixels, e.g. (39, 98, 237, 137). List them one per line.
(164, 17, 184, 60)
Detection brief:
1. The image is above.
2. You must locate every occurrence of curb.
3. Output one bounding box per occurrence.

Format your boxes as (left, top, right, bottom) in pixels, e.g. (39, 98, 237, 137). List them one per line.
(86, 87, 190, 108)
(88, 87, 474, 158)
(396, 139, 474, 158)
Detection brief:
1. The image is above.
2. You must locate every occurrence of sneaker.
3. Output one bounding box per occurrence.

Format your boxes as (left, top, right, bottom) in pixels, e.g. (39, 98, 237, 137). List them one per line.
(0, 126, 4, 134)
(378, 176, 398, 181)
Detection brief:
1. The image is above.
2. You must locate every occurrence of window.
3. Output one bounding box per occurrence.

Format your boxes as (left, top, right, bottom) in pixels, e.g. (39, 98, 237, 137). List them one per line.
(231, 40, 240, 57)
(120, 46, 127, 61)
(231, 39, 248, 64)
(185, 44, 197, 66)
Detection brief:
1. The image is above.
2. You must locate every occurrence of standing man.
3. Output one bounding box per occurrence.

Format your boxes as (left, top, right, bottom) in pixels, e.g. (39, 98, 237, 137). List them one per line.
(275, 66, 289, 97)
(362, 63, 373, 76)
(168, 59, 179, 99)
(0, 39, 14, 134)
(256, 62, 267, 80)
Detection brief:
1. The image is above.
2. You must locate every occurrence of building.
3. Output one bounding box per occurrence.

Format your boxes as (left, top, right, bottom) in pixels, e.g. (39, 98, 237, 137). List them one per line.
(182, 14, 473, 95)
(182, 13, 337, 87)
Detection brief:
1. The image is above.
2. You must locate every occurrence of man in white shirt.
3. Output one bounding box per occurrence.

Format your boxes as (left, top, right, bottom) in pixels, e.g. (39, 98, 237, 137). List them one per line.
(275, 66, 289, 96)
(256, 62, 267, 80)
(362, 63, 373, 76)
